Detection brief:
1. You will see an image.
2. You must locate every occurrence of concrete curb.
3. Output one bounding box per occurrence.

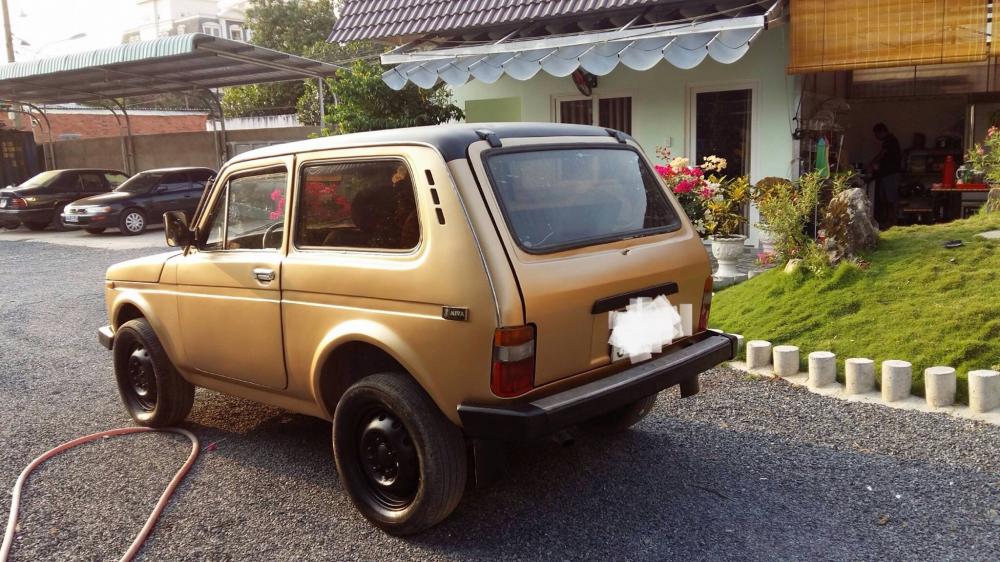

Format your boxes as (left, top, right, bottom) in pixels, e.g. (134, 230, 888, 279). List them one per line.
(725, 335, 1000, 426)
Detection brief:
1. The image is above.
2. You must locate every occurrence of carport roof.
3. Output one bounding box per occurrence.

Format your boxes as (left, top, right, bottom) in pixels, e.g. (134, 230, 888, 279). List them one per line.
(0, 33, 343, 105)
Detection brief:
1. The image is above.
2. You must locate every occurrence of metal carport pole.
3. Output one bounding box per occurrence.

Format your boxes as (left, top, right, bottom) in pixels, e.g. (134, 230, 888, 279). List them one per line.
(107, 98, 136, 174)
(3, 100, 56, 169)
(97, 102, 131, 176)
(200, 89, 228, 166)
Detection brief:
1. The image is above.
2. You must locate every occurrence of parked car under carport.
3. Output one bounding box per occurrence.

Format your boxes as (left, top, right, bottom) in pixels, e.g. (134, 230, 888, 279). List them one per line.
(0, 169, 128, 230)
(61, 167, 215, 235)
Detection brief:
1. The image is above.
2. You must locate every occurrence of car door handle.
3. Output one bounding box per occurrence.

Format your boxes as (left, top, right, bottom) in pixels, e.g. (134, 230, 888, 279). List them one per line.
(253, 268, 276, 282)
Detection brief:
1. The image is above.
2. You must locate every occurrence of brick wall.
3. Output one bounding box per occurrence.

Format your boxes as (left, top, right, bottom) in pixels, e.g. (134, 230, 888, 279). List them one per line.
(0, 112, 209, 141)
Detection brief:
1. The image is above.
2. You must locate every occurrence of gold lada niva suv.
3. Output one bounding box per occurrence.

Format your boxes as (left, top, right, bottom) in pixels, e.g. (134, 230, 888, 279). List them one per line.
(98, 123, 737, 535)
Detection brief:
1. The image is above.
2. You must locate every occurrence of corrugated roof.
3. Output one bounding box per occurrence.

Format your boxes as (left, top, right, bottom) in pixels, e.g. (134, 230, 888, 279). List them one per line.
(0, 33, 343, 105)
(329, 0, 675, 42)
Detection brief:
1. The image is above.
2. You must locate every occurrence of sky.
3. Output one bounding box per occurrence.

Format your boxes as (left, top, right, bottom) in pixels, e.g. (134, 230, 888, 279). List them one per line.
(2, 0, 143, 61)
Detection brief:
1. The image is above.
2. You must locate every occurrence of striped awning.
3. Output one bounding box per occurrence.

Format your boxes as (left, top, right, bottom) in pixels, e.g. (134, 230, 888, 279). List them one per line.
(379, 8, 777, 90)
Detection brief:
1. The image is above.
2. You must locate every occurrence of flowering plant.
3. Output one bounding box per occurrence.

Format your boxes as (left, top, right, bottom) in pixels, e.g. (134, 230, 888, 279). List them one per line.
(654, 146, 750, 237)
(754, 250, 776, 268)
(965, 126, 1000, 185)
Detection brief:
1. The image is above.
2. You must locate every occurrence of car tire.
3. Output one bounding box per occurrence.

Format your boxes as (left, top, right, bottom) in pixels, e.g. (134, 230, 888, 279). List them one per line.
(582, 393, 658, 434)
(53, 204, 70, 231)
(333, 372, 467, 536)
(119, 208, 146, 235)
(85, 227, 106, 234)
(113, 318, 195, 427)
(23, 221, 48, 231)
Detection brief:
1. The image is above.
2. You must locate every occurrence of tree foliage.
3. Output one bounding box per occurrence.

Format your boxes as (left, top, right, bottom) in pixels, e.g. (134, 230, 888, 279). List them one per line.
(222, 0, 347, 119)
(222, 0, 465, 131)
(325, 60, 464, 133)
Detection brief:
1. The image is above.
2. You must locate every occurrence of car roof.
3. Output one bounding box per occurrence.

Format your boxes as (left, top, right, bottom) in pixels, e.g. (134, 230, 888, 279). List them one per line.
(229, 123, 627, 164)
(50, 168, 127, 174)
(134, 167, 216, 174)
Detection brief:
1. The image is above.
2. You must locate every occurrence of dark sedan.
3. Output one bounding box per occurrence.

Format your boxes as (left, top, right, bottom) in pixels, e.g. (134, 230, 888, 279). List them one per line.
(0, 169, 128, 230)
(61, 167, 215, 235)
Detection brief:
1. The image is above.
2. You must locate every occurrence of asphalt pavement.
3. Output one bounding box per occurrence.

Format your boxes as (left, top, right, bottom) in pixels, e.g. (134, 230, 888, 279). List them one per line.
(1, 234, 999, 561)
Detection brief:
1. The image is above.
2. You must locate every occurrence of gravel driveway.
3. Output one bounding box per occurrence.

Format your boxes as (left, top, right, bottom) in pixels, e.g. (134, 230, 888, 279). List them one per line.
(2, 238, 1000, 561)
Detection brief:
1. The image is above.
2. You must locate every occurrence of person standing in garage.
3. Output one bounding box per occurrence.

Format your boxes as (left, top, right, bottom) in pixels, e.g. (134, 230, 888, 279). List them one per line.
(868, 122, 902, 229)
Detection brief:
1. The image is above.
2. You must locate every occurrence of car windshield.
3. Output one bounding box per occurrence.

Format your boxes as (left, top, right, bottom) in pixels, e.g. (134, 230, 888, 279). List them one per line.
(16, 170, 62, 189)
(483, 147, 682, 253)
(115, 172, 165, 194)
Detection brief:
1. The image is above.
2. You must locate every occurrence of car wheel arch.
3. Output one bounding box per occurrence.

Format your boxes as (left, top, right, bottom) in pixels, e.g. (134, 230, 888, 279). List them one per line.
(310, 326, 444, 421)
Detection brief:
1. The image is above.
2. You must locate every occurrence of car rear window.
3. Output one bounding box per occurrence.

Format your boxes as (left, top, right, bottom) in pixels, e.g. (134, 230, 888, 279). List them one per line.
(483, 146, 681, 253)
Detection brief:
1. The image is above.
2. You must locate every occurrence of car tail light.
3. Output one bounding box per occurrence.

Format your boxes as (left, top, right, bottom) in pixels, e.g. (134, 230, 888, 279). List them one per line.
(697, 276, 713, 333)
(9, 197, 26, 209)
(491, 325, 536, 397)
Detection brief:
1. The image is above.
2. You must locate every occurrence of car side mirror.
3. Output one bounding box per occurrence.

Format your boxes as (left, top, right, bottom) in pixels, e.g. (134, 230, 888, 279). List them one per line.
(164, 211, 193, 247)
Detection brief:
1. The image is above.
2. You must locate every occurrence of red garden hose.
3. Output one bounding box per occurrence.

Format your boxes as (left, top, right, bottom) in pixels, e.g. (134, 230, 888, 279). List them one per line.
(1, 427, 199, 562)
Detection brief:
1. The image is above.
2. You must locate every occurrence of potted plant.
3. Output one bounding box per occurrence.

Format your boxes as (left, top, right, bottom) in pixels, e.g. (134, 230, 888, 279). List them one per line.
(965, 126, 1000, 213)
(699, 157, 751, 277)
(653, 148, 715, 235)
(751, 177, 792, 252)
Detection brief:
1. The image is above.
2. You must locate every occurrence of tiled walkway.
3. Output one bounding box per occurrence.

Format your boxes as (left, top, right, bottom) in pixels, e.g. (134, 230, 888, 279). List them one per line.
(704, 242, 767, 286)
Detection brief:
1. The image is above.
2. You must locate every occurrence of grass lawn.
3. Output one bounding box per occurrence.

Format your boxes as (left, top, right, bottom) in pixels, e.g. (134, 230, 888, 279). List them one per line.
(711, 212, 1000, 404)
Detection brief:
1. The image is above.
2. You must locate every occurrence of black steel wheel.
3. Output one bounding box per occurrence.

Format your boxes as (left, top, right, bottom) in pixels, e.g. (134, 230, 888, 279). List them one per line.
(113, 318, 194, 427)
(357, 407, 420, 510)
(333, 372, 466, 535)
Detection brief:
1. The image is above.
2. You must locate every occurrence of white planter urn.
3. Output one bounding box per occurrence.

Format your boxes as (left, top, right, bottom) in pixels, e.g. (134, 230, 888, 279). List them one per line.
(757, 224, 777, 254)
(711, 235, 747, 278)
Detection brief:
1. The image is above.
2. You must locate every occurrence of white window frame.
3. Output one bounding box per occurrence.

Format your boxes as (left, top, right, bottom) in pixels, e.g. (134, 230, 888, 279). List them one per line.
(551, 91, 636, 133)
(202, 23, 222, 37)
(228, 25, 243, 41)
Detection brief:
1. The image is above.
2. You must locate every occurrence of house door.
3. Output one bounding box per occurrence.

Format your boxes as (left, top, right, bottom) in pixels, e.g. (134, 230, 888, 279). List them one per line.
(692, 88, 752, 176)
(690, 86, 755, 239)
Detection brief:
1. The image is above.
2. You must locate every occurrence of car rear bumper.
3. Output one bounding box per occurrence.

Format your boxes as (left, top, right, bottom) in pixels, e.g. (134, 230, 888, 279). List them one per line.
(457, 330, 737, 441)
(98, 325, 114, 350)
(0, 208, 52, 222)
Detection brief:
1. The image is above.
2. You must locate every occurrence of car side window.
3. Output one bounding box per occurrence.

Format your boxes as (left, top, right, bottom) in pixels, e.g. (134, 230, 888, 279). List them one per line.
(189, 170, 213, 191)
(200, 168, 287, 252)
(79, 173, 105, 192)
(52, 173, 80, 192)
(158, 172, 190, 193)
(294, 160, 419, 250)
(105, 173, 129, 187)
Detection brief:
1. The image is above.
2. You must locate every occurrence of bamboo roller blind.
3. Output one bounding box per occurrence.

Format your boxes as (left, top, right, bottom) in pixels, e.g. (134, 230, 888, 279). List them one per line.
(788, 0, 988, 74)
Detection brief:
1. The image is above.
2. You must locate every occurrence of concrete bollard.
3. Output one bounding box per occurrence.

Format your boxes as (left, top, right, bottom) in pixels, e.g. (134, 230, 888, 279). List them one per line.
(924, 366, 957, 407)
(881, 360, 912, 402)
(844, 358, 876, 395)
(772, 345, 800, 377)
(968, 370, 1000, 413)
(732, 334, 745, 356)
(746, 340, 772, 370)
(808, 351, 837, 388)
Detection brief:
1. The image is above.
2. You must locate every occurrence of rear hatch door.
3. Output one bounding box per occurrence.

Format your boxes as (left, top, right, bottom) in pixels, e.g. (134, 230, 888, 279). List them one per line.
(468, 137, 712, 387)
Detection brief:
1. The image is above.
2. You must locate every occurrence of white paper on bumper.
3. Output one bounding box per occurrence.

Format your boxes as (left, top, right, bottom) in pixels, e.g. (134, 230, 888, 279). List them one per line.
(608, 295, 685, 364)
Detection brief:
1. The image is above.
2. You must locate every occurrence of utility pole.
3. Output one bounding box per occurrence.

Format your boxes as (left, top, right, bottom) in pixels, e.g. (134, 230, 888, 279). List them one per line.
(1, 0, 13, 63)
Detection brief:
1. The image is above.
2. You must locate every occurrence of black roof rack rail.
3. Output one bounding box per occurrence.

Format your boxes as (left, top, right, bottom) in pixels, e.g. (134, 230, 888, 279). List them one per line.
(605, 128, 628, 144)
(475, 129, 502, 148)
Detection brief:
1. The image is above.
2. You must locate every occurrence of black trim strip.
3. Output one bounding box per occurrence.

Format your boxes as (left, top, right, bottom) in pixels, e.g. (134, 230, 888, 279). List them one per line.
(591, 281, 678, 314)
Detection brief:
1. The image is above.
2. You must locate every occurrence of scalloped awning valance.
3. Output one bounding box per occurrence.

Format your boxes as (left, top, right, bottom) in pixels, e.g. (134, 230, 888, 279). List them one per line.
(379, 7, 778, 90)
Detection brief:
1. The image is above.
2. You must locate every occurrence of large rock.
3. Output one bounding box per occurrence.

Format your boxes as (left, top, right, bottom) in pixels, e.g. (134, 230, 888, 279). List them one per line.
(823, 187, 879, 263)
(986, 188, 1000, 214)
